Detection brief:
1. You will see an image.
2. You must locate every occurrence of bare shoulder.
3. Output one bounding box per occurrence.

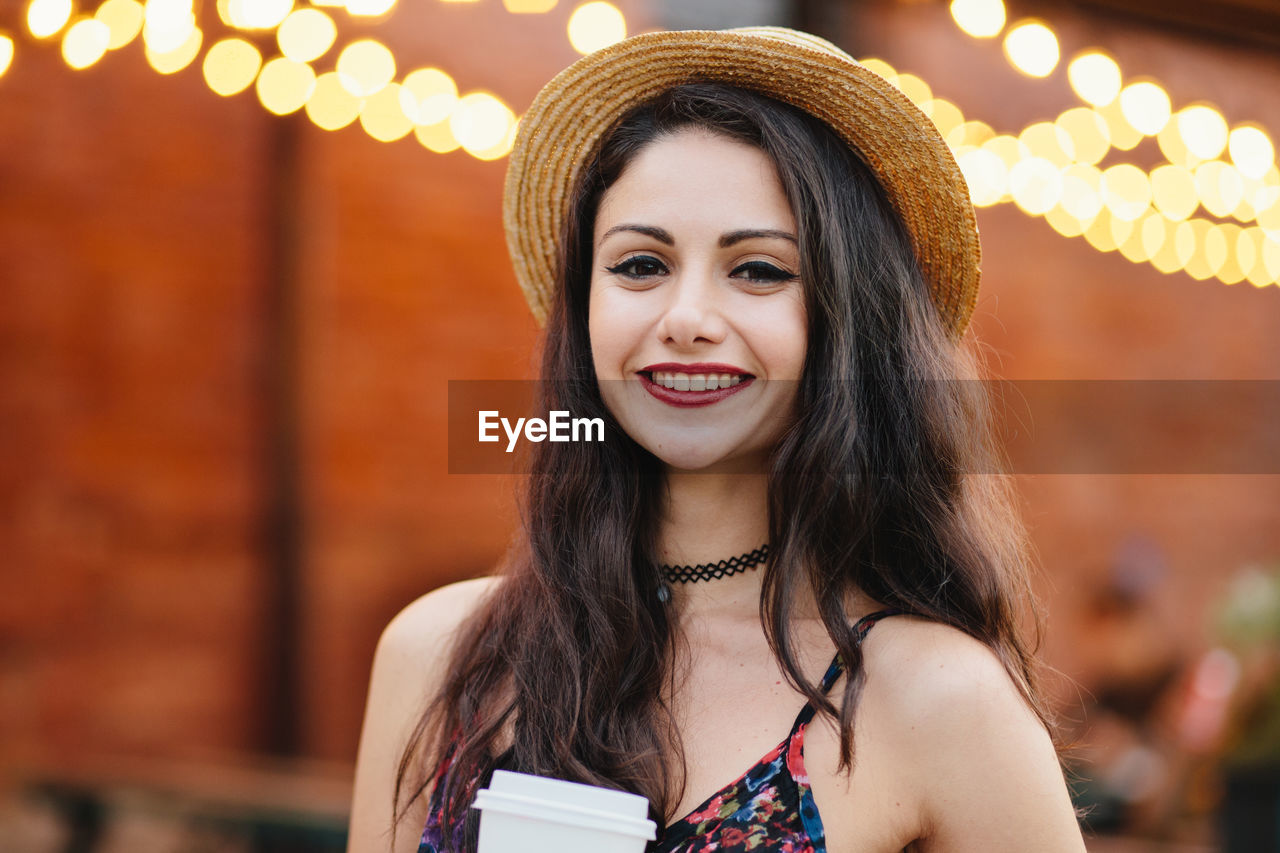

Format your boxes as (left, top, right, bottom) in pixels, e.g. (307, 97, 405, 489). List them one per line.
(858, 614, 1085, 852)
(859, 614, 1027, 720)
(347, 576, 503, 853)
(381, 575, 503, 659)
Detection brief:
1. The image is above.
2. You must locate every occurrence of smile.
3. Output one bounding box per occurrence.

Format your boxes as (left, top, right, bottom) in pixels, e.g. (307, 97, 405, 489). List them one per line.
(637, 363, 755, 408)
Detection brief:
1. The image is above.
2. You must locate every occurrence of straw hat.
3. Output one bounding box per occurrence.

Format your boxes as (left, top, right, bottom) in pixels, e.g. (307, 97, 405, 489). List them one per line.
(502, 26, 981, 338)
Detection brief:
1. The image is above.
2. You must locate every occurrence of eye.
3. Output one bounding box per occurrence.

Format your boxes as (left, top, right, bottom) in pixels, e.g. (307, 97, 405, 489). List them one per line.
(604, 255, 668, 279)
(730, 260, 799, 284)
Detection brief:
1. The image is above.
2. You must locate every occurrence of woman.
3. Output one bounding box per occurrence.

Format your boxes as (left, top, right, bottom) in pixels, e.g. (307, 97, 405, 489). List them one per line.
(348, 27, 1086, 853)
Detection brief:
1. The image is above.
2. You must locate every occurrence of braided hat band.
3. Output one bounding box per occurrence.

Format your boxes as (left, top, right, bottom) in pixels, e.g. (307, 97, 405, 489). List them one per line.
(502, 26, 981, 338)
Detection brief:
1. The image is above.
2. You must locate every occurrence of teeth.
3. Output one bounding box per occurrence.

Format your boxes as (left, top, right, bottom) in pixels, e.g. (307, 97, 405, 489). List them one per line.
(649, 372, 745, 390)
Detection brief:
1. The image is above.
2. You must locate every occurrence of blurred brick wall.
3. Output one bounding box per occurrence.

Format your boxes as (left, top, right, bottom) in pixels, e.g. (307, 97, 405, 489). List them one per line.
(850, 1, 1280, 705)
(2, 0, 1279, 782)
(0, 1, 651, 769)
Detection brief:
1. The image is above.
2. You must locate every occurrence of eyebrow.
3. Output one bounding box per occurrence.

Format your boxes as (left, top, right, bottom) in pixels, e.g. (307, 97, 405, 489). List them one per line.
(598, 225, 798, 247)
(719, 228, 798, 247)
(600, 224, 674, 245)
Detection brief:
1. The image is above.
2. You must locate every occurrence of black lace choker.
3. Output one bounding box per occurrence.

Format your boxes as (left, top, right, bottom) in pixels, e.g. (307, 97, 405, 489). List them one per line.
(657, 544, 770, 603)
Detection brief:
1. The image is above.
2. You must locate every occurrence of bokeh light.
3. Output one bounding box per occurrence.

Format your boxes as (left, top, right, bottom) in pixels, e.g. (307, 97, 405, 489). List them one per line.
(1183, 219, 1217, 280)
(143, 0, 196, 54)
(948, 119, 995, 149)
(1045, 205, 1086, 238)
(1213, 223, 1246, 283)
(1019, 121, 1074, 167)
(256, 56, 316, 115)
(202, 37, 261, 96)
(1150, 164, 1198, 221)
(956, 148, 1007, 207)
(450, 91, 516, 156)
(1178, 105, 1228, 161)
(504, 0, 557, 11)
(949, 0, 1005, 38)
(1084, 209, 1121, 253)
(305, 71, 362, 130)
(277, 8, 336, 63)
(1067, 51, 1121, 107)
(1196, 160, 1245, 218)
(1101, 163, 1152, 221)
(894, 73, 932, 108)
(61, 18, 110, 69)
(1008, 156, 1062, 215)
(0, 35, 13, 78)
(337, 39, 395, 97)
(360, 82, 415, 142)
(1060, 164, 1103, 220)
(1055, 107, 1110, 165)
(28, 0, 73, 39)
(1097, 98, 1143, 151)
(144, 25, 201, 74)
(859, 58, 897, 86)
(346, 0, 397, 15)
(228, 0, 293, 30)
(470, 118, 519, 161)
(415, 119, 461, 154)
(927, 98, 965, 140)
(567, 1, 626, 55)
(1229, 126, 1276, 180)
(1003, 20, 1059, 78)
(1118, 81, 1171, 136)
(96, 0, 144, 49)
(400, 67, 458, 125)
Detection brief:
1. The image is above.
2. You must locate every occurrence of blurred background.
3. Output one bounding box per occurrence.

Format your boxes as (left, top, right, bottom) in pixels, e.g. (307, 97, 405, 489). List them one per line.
(2, 0, 1279, 850)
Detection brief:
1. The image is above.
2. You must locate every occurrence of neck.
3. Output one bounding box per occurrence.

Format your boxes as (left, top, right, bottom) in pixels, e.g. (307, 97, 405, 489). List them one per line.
(657, 472, 771, 619)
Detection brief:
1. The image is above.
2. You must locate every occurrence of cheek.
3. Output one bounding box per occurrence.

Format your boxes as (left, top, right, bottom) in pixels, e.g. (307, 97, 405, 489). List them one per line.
(587, 281, 623, 381)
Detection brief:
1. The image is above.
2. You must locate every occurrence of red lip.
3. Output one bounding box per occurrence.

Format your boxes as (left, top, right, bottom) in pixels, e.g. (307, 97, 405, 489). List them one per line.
(637, 372, 754, 408)
(639, 362, 751, 375)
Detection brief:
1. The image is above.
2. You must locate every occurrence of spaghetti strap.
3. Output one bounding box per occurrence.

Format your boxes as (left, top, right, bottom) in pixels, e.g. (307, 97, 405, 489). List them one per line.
(794, 608, 902, 731)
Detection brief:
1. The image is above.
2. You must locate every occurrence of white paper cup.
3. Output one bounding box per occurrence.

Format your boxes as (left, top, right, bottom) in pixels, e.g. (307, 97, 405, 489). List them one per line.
(472, 769, 656, 853)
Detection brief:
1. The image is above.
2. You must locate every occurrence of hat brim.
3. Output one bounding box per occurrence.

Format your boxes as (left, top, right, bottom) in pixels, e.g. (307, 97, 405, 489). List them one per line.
(502, 28, 980, 337)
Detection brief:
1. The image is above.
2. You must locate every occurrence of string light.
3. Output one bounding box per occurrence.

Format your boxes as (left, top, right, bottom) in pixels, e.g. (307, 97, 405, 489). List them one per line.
(61, 17, 111, 69)
(1178, 105, 1229, 161)
(1118, 80, 1171, 136)
(96, 0, 144, 49)
(503, 0, 558, 12)
(1229, 126, 1276, 180)
(865, 54, 1279, 287)
(277, 8, 336, 63)
(948, 0, 1005, 38)
(1067, 51, 1121, 107)
(567, 1, 625, 55)
(28, 0, 74, 39)
(400, 67, 458, 125)
(336, 39, 395, 97)
(9, 0, 1278, 286)
(359, 82, 415, 141)
(0, 34, 14, 78)
(143, 0, 196, 55)
(1002, 20, 1058, 78)
(202, 37, 261, 96)
(228, 0, 293, 30)
(305, 71, 363, 130)
(346, 0, 398, 16)
(256, 56, 315, 115)
(145, 25, 201, 74)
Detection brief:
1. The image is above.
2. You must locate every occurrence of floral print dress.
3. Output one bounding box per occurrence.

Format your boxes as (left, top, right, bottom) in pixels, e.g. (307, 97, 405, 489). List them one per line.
(419, 610, 899, 853)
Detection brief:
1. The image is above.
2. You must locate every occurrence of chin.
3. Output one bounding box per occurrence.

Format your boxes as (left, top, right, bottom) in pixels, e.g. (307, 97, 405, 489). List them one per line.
(635, 433, 770, 475)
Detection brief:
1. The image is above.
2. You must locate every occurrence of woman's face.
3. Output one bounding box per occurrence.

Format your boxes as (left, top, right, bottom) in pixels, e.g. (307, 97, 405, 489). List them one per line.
(588, 128, 807, 474)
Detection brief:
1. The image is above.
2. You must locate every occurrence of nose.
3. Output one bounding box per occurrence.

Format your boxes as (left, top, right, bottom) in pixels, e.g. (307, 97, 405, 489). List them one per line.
(654, 267, 728, 349)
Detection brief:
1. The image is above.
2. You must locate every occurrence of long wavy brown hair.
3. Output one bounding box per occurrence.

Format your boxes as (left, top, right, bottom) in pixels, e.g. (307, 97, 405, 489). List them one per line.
(392, 83, 1057, 851)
